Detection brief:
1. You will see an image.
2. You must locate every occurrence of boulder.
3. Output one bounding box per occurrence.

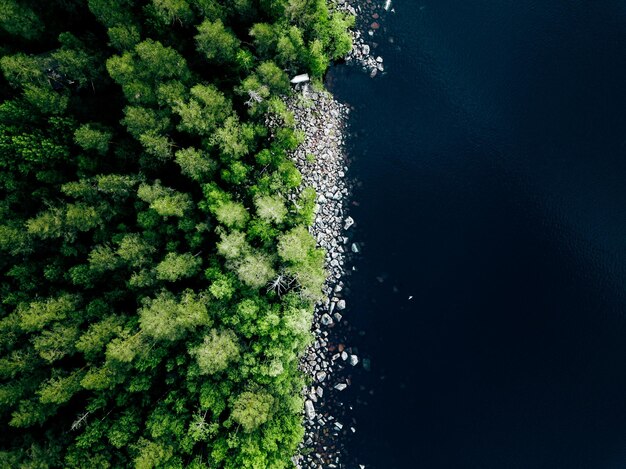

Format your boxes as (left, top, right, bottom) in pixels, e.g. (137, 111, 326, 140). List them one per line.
(305, 400, 316, 419)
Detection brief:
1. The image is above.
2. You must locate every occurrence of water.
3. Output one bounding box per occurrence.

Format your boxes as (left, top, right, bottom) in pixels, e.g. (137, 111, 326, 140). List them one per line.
(328, 1, 626, 467)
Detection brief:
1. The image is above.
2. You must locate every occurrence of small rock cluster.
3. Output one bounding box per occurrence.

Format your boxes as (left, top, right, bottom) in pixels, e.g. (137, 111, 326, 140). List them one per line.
(347, 30, 385, 78)
(334, 0, 391, 77)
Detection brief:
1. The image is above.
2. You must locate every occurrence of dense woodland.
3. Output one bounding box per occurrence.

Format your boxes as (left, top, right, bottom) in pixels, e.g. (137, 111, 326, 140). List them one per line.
(0, 1, 352, 467)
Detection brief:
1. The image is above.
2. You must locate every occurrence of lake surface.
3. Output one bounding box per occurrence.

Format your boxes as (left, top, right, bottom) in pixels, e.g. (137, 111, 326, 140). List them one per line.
(328, 1, 626, 468)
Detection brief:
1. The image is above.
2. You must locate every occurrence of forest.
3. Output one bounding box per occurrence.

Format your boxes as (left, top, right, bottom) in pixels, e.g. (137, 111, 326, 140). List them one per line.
(0, 0, 352, 467)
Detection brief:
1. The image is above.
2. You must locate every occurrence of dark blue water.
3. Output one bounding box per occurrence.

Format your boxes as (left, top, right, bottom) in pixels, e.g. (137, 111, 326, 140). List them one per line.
(329, 1, 626, 468)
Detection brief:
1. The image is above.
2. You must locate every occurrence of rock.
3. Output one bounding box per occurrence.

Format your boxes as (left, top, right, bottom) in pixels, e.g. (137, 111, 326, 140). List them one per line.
(371, 22, 380, 29)
(363, 357, 371, 371)
(334, 383, 348, 391)
(362, 44, 370, 55)
(337, 299, 346, 310)
(341, 351, 348, 361)
(334, 422, 344, 430)
(349, 355, 359, 366)
(320, 313, 334, 326)
(305, 400, 316, 419)
(376, 56, 383, 63)
(351, 242, 360, 253)
(334, 312, 343, 322)
(316, 371, 327, 382)
(344, 216, 354, 229)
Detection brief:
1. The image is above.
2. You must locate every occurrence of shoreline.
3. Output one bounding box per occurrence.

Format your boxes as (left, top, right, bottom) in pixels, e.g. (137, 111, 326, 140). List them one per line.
(286, 88, 356, 469)
(287, 1, 390, 466)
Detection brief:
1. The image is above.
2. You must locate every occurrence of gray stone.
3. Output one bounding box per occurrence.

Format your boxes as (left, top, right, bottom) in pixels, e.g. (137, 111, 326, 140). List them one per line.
(334, 383, 347, 391)
(337, 299, 346, 310)
(320, 313, 333, 326)
(349, 355, 359, 366)
(305, 400, 316, 419)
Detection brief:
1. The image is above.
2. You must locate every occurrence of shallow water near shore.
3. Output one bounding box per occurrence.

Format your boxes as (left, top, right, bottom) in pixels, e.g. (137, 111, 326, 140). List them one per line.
(328, 1, 626, 467)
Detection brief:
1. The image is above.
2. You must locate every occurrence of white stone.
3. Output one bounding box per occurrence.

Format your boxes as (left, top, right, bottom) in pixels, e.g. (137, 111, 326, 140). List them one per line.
(305, 400, 316, 419)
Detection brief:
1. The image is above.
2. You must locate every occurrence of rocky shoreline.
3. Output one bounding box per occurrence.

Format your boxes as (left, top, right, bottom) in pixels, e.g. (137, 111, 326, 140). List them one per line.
(284, 1, 392, 467)
(283, 88, 357, 469)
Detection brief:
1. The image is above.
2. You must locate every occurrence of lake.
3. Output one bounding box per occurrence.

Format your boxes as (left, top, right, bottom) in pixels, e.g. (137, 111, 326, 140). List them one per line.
(328, 1, 626, 467)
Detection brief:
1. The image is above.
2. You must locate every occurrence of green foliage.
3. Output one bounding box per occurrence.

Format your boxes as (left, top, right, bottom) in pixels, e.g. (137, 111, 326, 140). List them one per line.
(255, 194, 287, 224)
(175, 147, 216, 181)
(214, 201, 249, 229)
(139, 290, 210, 342)
(0, 1, 43, 40)
(74, 124, 112, 155)
(190, 329, 240, 374)
(278, 227, 325, 301)
(156, 252, 202, 281)
(195, 19, 240, 64)
(217, 230, 249, 260)
(236, 252, 276, 289)
(0, 0, 351, 465)
(138, 182, 193, 217)
(256, 61, 291, 95)
(174, 84, 232, 136)
(149, 0, 195, 26)
(231, 390, 274, 432)
(107, 24, 141, 51)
